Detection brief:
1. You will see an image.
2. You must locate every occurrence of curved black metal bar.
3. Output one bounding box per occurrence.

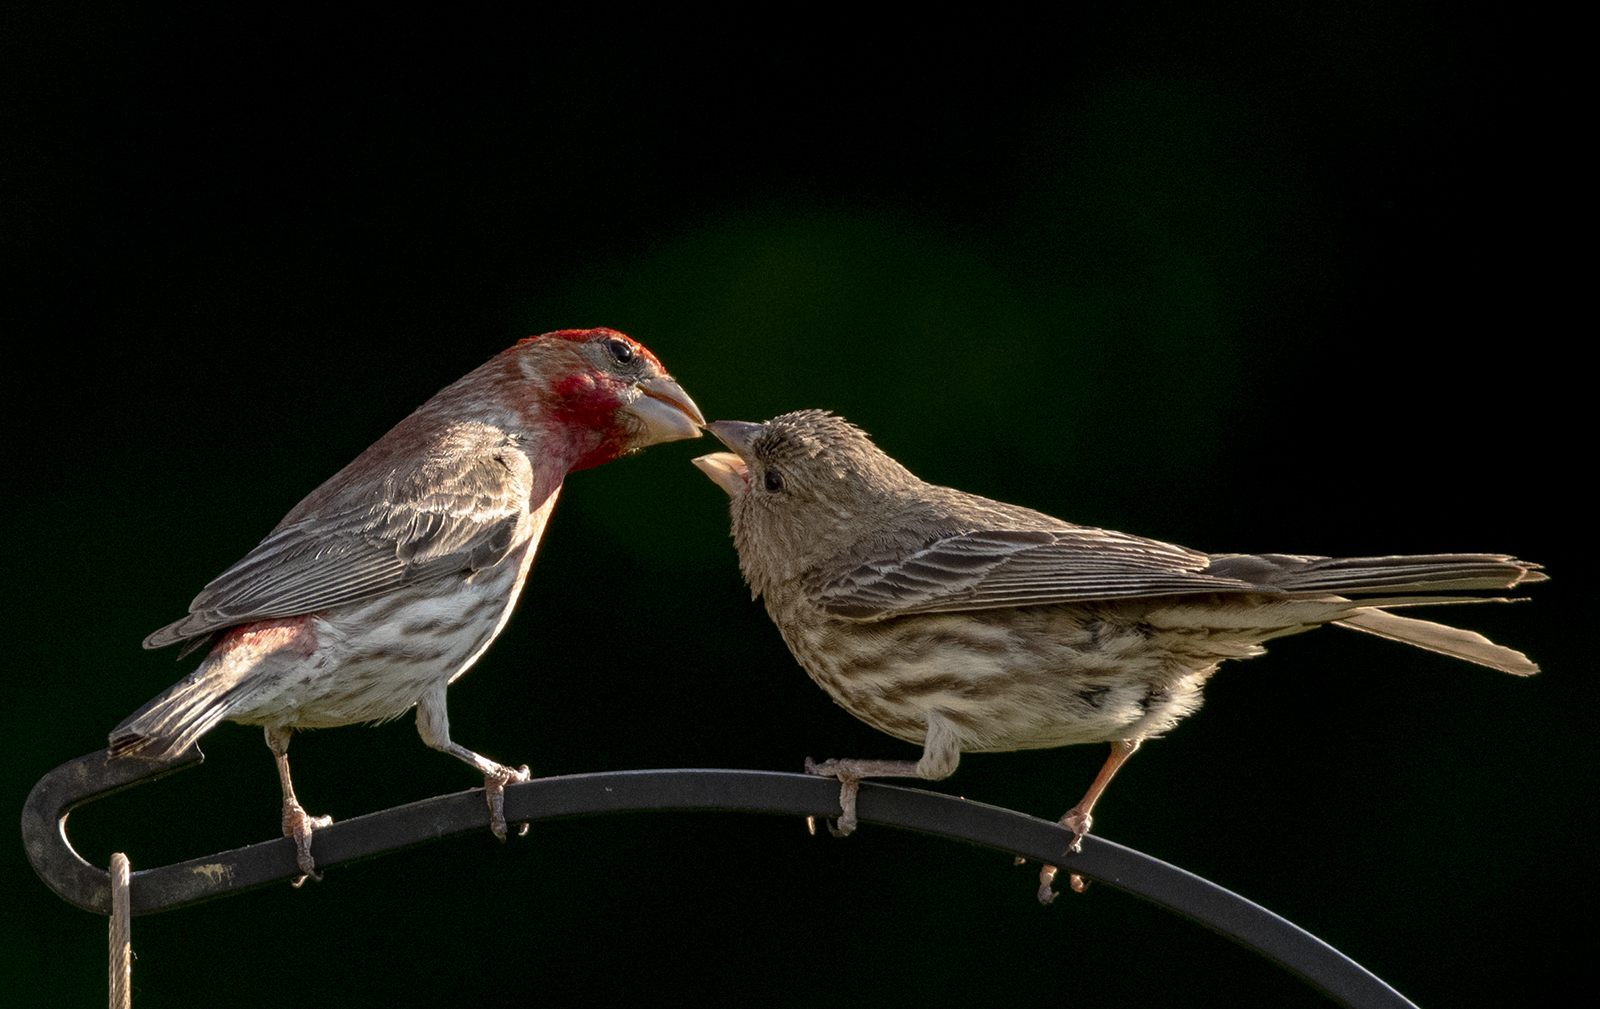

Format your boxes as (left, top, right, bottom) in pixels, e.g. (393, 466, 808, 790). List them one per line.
(23, 750, 1415, 1009)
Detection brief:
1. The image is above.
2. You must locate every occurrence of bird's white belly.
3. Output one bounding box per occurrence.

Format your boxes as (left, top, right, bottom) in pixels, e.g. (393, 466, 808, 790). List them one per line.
(229, 542, 535, 730)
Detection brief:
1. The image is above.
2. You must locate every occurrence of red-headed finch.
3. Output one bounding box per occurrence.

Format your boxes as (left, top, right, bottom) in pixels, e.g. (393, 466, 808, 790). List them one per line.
(114, 328, 704, 880)
(693, 410, 1543, 902)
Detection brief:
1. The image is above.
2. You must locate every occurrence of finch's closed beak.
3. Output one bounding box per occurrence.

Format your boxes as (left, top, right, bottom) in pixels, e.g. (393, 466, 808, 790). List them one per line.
(627, 376, 706, 447)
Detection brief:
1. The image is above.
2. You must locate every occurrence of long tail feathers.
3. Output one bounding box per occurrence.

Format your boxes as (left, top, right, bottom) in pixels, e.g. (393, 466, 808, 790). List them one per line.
(1211, 553, 1547, 596)
(1334, 608, 1539, 676)
(108, 676, 236, 760)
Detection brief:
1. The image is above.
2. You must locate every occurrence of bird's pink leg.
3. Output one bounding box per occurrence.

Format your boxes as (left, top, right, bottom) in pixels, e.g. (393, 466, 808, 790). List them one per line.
(416, 687, 530, 841)
(1038, 738, 1141, 904)
(805, 710, 962, 836)
(264, 725, 332, 886)
(804, 757, 922, 836)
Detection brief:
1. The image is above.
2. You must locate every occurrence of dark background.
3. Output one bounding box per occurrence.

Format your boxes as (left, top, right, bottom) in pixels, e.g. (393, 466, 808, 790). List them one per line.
(6, 8, 1582, 1007)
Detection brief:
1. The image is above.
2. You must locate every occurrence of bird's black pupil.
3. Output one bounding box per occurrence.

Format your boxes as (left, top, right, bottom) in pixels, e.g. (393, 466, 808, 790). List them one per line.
(606, 338, 634, 364)
(764, 469, 784, 493)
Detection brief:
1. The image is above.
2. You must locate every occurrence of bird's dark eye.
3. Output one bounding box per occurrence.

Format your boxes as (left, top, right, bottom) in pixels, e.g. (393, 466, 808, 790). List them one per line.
(603, 337, 635, 365)
(764, 468, 785, 493)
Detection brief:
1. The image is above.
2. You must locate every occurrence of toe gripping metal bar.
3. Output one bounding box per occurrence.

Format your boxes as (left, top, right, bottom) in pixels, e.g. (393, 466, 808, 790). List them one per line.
(23, 749, 1415, 1009)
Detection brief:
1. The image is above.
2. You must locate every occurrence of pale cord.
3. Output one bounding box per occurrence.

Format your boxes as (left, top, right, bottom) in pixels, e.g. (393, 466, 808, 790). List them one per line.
(109, 853, 130, 1009)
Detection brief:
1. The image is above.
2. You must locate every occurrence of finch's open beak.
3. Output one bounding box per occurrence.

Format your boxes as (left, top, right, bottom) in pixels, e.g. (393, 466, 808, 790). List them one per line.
(692, 451, 749, 497)
(627, 376, 706, 447)
(694, 420, 765, 497)
(691, 418, 764, 495)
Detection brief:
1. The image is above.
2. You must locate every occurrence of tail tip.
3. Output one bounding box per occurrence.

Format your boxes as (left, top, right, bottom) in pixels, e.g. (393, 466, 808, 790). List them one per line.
(108, 730, 186, 761)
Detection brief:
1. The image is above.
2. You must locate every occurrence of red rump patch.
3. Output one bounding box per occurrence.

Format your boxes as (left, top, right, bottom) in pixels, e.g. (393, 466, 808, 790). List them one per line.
(212, 616, 319, 659)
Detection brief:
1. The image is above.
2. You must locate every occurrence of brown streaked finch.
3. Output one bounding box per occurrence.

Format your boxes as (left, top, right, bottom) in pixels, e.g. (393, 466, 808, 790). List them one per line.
(112, 328, 704, 881)
(693, 410, 1544, 903)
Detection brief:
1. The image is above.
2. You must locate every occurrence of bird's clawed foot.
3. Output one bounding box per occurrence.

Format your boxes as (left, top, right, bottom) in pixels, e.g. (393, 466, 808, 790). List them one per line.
(1031, 861, 1092, 904)
(804, 757, 862, 837)
(1059, 806, 1092, 853)
(281, 800, 333, 886)
(483, 764, 531, 841)
(1036, 862, 1059, 904)
(1034, 806, 1095, 903)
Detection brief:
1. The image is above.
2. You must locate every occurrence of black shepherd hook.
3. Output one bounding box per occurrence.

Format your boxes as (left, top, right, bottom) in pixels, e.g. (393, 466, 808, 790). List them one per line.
(23, 750, 1415, 1009)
